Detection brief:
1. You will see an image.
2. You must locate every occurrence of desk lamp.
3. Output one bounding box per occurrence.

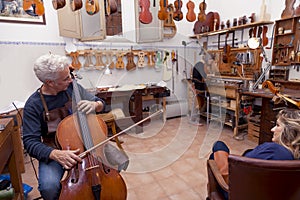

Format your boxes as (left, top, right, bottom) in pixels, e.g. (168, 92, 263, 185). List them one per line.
(248, 37, 272, 90)
(104, 64, 112, 75)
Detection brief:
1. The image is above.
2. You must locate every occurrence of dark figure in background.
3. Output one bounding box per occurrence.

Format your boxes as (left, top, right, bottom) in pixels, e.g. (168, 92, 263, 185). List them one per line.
(191, 61, 208, 113)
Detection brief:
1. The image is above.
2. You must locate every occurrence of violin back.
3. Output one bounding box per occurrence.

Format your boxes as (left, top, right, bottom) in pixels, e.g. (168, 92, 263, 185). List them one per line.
(139, 0, 153, 24)
(186, 0, 196, 22)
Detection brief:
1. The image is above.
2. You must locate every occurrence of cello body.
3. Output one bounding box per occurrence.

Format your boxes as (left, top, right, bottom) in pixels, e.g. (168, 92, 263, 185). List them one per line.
(57, 114, 127, 200)
(56, 76, 127, 200)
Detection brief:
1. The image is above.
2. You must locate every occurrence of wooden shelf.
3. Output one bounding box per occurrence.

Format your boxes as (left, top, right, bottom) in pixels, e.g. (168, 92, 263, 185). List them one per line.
(190, 20, 273, 39)
(272, 16, 300, 66)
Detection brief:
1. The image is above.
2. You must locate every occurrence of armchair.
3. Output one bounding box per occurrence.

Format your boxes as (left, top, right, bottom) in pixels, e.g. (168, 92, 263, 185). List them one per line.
(207, 154, 300, 200)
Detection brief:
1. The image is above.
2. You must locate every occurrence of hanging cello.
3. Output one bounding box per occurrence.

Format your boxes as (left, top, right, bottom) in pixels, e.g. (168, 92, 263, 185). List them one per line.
(56, 70, 127, 200)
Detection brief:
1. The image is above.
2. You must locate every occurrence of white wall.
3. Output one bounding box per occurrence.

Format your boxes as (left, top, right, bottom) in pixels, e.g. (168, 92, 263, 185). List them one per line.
(0, 0, 296, 109)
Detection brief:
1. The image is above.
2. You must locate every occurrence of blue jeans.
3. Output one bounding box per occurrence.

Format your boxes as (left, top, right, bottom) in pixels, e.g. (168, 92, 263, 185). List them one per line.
(209, 141, 230, 200)
(38, 160, 64, 200)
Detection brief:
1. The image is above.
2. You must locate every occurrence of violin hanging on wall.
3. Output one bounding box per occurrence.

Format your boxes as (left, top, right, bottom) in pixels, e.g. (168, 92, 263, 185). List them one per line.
(158, 0, 168, 20)
(105, 0, 118, 16)
(281, 0, 295, 18)
(86, 0, 99, 15)
(126, 50, 136, 71)
(186, 0, 196, 22)
(198, 0, 206, 22)
(52, 0, 66, 10)
(139, 0, 153, 24)
(70, 51, 82, 70)
(222, 32, 231, 63)
(163, 4, 177, 38)
(70, 0, 83, 11)
(173, 0, 183, 21)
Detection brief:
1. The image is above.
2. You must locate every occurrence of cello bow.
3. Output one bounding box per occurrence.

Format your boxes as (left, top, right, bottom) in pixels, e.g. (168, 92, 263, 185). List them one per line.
(79, 109, 163, 158)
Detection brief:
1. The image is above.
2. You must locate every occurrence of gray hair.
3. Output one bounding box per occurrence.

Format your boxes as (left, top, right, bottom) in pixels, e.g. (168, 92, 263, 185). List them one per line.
(34, 54, 70, 83)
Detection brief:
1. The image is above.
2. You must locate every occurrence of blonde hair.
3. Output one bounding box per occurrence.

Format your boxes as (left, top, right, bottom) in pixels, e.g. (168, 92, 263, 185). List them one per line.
(277, 108, 300, 159)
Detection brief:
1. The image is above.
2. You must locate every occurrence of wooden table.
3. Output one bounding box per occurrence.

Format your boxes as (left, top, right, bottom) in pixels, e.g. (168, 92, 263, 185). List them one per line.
(95, 86, 169, 133)
(242, 80, 300, 144)
(0, 118, 24, 200)
(0, 110, 25, 173)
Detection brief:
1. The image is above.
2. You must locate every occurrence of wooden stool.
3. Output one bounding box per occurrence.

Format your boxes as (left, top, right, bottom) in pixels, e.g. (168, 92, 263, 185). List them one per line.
(98, 110, 124, 150)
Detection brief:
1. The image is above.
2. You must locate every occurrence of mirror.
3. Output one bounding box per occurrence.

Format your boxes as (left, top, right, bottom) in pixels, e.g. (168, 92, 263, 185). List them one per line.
(248, 37, 261, 49)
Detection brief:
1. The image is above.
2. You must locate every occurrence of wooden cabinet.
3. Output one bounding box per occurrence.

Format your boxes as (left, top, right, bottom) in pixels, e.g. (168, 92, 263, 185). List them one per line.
(259, 98, 281, 144)
(0, 110, 25, 174)
(122, 0, 163, 43)
(206, 77, 249, 137)
(242, 79, 300, 144)
(207, 47, 262, 78)
(269, 68, 289, 80)
(57, 0, 106, 41)
(189, 21, 276, 138)
(272, 16, 300, 66)
(57, 0, 162, 43)
(0, 118, 24, 200)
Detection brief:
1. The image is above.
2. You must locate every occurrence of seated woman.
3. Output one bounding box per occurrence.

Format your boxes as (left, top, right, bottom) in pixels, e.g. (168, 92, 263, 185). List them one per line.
(209, 108, 300, 199)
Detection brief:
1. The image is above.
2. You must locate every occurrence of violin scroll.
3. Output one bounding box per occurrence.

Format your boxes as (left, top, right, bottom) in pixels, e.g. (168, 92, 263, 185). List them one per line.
(262, 80, 300, 109)
(262, 80, 280, 94)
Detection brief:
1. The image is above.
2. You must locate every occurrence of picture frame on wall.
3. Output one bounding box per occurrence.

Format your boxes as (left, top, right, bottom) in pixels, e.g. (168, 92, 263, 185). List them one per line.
(0, 0, 46, 25)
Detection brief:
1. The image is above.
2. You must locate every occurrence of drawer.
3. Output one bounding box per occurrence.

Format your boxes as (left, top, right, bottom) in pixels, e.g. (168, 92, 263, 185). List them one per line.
(226, 88, 236, 98)
(209, 86, 236, 98)
(248, 122, 260, 133)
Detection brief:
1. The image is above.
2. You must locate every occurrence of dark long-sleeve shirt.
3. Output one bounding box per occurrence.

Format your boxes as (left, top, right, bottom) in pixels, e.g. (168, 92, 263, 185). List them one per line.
(22, 83, 105, 163)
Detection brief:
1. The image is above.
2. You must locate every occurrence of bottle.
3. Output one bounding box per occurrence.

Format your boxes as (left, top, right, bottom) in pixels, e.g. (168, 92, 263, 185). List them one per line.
(249, 81, 254, 92)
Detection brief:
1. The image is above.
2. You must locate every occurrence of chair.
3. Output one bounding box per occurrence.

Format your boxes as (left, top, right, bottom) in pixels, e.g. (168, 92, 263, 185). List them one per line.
(207, 154, 300, 200)
(98, 108, 125, 150)
(189, 88, 209, 125)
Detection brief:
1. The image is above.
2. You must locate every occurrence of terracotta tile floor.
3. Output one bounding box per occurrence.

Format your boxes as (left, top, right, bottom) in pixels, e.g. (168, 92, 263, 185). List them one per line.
(22, 116, 256, 200)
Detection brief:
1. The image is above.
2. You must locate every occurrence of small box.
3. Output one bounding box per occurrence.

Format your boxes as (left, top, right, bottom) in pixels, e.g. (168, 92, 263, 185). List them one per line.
(230, 100, 236, 109)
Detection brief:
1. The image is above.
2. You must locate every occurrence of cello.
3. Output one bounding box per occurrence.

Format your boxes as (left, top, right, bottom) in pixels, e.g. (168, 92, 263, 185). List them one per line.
(56, 70, 127, 200)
